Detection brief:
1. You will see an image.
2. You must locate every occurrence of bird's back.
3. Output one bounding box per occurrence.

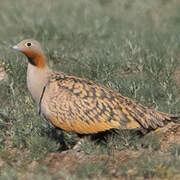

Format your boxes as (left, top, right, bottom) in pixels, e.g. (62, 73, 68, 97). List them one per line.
(39, 71, 173, 134)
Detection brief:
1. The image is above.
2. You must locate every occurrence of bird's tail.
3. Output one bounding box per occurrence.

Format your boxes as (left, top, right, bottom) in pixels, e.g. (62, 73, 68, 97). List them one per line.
(124, 100, 180, 130)
(139, 110, 180, 130)
(157, 111, 180, 124)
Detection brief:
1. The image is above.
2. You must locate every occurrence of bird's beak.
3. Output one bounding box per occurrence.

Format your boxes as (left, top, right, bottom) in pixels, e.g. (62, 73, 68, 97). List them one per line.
(12, 45, 19, 51)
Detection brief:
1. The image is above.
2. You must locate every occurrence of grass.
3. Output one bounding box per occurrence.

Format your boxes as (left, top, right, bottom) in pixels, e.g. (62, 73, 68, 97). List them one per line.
(75, 162, 108, 179)
(0, 0, 180, 179)
(120, 152, 180, 179)
(170, 144, 180, 156)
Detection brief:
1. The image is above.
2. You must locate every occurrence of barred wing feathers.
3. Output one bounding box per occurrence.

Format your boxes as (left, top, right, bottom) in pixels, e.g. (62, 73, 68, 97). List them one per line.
(40, 72, 173, 134)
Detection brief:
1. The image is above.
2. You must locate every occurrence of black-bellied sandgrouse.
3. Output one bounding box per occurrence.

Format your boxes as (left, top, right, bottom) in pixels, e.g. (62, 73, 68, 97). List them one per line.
(12, 39, 178, 134)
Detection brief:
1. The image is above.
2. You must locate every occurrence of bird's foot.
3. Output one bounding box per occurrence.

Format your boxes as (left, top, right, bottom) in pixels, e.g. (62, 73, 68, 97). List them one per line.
(72, 139, 84, 152)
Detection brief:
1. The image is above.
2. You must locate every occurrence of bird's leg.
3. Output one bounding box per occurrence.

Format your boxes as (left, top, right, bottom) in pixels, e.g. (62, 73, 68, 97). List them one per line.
(71, 134, 86, 152)
(72, 138, 85, 152)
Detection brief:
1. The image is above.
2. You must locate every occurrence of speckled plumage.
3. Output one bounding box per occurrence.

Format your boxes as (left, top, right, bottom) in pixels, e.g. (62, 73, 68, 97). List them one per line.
(13, 39, 177, 134)
(39, 71, 173, 134)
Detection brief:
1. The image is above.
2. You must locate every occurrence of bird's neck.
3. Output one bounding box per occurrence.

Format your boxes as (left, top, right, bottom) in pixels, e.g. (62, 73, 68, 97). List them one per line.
(28, 54, 46, 69)
(27, 62, 51, 105)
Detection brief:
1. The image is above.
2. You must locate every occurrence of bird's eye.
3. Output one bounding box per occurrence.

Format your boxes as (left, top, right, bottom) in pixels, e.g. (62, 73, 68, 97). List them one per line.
(26, 42, 32, 47)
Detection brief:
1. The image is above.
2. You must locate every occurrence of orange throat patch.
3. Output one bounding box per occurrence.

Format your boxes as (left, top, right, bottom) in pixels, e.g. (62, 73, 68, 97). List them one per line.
(31, 56, 46, 69)
(24, 49, 46, 69)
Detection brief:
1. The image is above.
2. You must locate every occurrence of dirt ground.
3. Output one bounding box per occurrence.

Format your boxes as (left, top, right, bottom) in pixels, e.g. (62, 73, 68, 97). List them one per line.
(17, 122, 180, 179)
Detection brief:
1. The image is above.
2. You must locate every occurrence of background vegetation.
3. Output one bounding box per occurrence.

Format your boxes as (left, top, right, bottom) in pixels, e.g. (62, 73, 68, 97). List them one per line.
(0, 0, 180, 179)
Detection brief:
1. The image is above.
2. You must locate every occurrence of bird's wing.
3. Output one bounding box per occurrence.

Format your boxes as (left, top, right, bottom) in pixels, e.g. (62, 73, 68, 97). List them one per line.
(40, 72, 171, 134)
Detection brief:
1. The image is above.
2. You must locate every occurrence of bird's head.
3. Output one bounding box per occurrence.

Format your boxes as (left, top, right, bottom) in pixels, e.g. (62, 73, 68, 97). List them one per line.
(12, 39, 46, 68)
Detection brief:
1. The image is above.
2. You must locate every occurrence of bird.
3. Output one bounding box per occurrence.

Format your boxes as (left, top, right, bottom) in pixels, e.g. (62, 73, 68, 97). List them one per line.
(12, 39, 178, 134)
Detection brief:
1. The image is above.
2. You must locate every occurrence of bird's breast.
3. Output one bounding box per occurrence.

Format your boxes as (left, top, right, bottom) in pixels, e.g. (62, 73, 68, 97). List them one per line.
(27, 63, 50, 105)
